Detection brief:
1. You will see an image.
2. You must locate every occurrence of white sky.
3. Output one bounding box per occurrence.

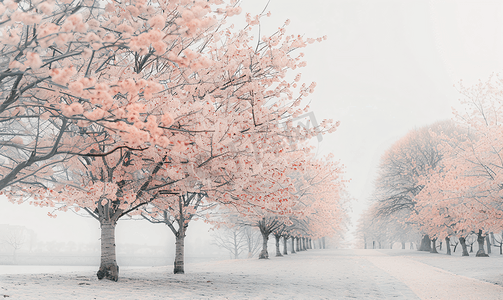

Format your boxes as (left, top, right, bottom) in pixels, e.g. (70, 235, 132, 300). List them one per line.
(2, 0, 503, 247)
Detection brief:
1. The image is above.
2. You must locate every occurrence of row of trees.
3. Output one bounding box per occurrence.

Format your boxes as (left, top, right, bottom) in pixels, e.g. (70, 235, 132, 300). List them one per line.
(1, 0, 348, 281)
(212, 224, 330, 259)
(358, 75, 503, 257)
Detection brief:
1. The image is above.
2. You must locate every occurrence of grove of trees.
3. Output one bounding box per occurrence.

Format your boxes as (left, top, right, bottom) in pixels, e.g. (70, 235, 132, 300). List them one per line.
(358, 75, 503, 257)
(1, 0, 348, 282)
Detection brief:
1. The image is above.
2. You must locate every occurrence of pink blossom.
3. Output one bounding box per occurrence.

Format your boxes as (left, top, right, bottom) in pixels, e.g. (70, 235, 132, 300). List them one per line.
(10, 12, 42, 25)
(62, 102, 84, 117)
(38, 23, 59, 38)
(149, 15, 165, 30)
(49, 66, 77, 85)
(9, 60, 25, 71)
(161, 113, 174, 127)
(68, 81, 84, 96)
(78, 77, 96, 88)
(82, 48, 93, 59)
(62, 14, 87, 32)
(126, 6, 140, 17)
(4, 0, 17, 10)
(152, 41, 167, 54)
(84, 108, 106, 120)
(24, 52, 43, 69)
(105, 3, 115, 12)
(40, 111, 51, 120)
(38, 2, 54, 15)
(85, 33, 101, 43)
(2, 28, 21, 45)
(11, 137, 23, 144)
(116, 24, 135, 35)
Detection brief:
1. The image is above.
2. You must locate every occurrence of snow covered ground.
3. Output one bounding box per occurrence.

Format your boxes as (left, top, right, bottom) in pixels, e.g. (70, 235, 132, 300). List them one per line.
(1, 249, 503, 299)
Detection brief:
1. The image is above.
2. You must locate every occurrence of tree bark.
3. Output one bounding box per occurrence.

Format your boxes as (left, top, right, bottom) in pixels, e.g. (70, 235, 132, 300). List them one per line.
(419, 235, 431, 251)
(486, 235, 491, 254)
(430, 238, 438, 253)
(401, 241, 405, 249)
(445, 237, 451, 255)
(174, 227, 186, 273)
(274, 234, 283, 257)
(318, 238, 322, 249)
(291, 237, 296, 254)
(459, 237, 469, 256)
(259, 231, 269, 259)
(296, 237, 300, 252)
(322, 237, 326, 249)
(97, 221, 119, 281)
(283, 236, 288, 255)
(476, 230, 489, 257)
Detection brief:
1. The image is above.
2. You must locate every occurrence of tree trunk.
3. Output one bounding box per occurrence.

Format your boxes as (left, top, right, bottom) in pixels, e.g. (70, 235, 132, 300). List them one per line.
(419, 235, 431, 251)
(430, 238, 438, 253)
(283, 236, 288, 255)
(259, 232, 269, 259)
(291, 237, 296, 254)
(445, 237, 451, 255)
(318, 238, 322, 249)
(302, 237, 306, 251)
(486, 235, 491, 254)
(296, 237, 300, 252)
(476, 230, 489, 257)
(401, 241, 405, 249)
(439, 241, 442, 251)
(233, 231, 239, 259)
(174, 228, 186, 273)
(97, 221, 119, 281)
(274, 235, 283, 257)
(322, 237, 326, 249)
(459, 237, 469, 256)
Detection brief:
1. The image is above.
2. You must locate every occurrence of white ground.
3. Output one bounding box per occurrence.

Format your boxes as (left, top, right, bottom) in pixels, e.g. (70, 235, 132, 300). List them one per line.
(1, 249, 503, 299)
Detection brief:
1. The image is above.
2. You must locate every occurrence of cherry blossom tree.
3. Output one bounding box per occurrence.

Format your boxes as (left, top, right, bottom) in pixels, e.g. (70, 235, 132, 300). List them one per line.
(398, 76, 503, 258)
(0, 0, 204, 194)
(364, 121, 468, 252)
(4, 0, 342, 281)
(142, 192, 210, 274)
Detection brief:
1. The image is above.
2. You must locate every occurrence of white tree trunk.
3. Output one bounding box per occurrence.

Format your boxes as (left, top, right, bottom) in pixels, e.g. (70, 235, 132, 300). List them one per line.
(275, 235, 283, 257)
(174, 228, 185, 274)
(97, 221, 119, 281)
(259, 232, 269, 259)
